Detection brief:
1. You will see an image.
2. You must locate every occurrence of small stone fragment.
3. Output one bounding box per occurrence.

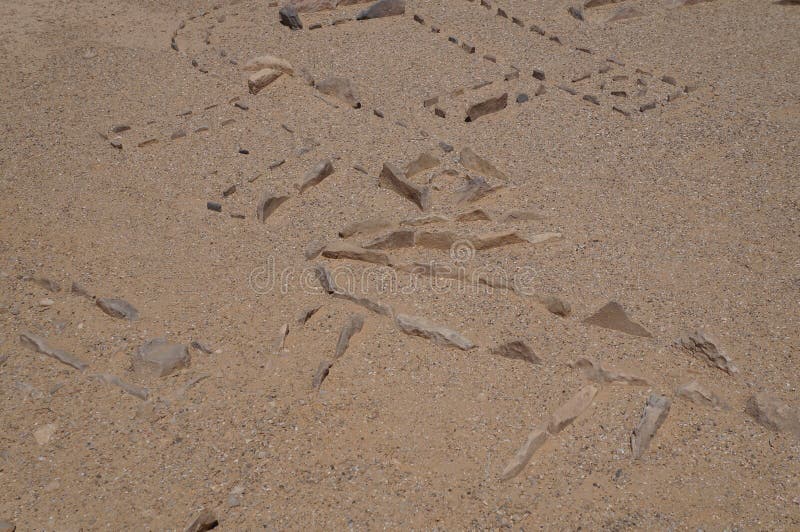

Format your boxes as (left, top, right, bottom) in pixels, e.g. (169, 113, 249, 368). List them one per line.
(207, 201, 222, 212)
(256, 193, 289, 222)
(530, 24, 545, 35)
(132, 338, 190, 377)
(570, 357, 649, 385)
(459, 147, 508, 182)
(248, 68, 282, 94)
(584, 301, 652, 337)
(568, 5, 584, 20)
(33, 423, 57, 446)
(171, 130, 187, 140)
(500, 427, 548, 480)
(96, 298, 139, 320)
(315, 77, 361, 108)
(71, 281, 93, 299)
(405, 152, 440, 177)
(456, 208, 491, 222)
(557, 84, 577, 95)
(304, 238, 327, 260)
(631, 394, 671, 459)
(395, 313, 475, 350)
(334, 315, 364, 358)
(185, 509, 218, 532)
(454, 176, 503, 204)
(582, 94, 600, 105)
(414, 230, 457, 250)
(434, 107, 446, 118)
(548, 385, 598, 434)
(676, 381, 727, 409)
(111, 124, 130, 133)
(356, 0, 405, 19)
(400, 214, 450, 227)
(297, 159, 335, 192)
(379, 163, 431, 211)
(191, 341, 214, 354)
(674, 330, 737, 375)
(110, 139, 122, 149)
(243, 54, 294, 75)
(516, 93, 529, 104)
(279, 6, 303, 29)
(339, 218, 394, 238)
(315, 264, 338, 294)
(363, 230, 416, 250)
(535, 84, 546, 96)
(312, 360, 333, 389)
(745, 392, 800, 438)
(461, 41, 476, 53)
(93, 373, 149, 400)
(640, 100, 657, 112)
(332, 290, 393, 317)
(491, 340, 541, 364)
(297, 306, 321, 325)
(537, 295, 571, 317)
(322, 241, 394, 266)
(472, 230, 528, 250)
(438, 141, 454, 153)
(20, 332, 88, 371)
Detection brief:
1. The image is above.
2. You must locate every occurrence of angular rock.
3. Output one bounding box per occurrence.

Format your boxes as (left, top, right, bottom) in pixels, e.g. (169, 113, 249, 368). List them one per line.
(400, 214, 450, 227)
(132, 338, 190, 377)
(500, 208, 544, 222)
(404, 152, 440, 178)
(536, 295, 572, 317)
(745, 392, 800, 438)
(256, 192, 289, 222)
(516, 93, 529, 104)
(243, 54, 294, 75)
(583, 301, 652, 337)
(472, 231, 528, 250)
(491, 340, 541, 364)
(297, 306, 321, 324)
(284, 0, 338, 12)
(96, 297, 139, 320)
(93, 373, 149, 400)
(279, 6, 303, 29)
(631, 393, 671, 459)
(332, 290, 393, 317)
(312, 360, 333, 389)
(272, 323, 289, 354)
(608, 5, 642, 22)
(297, 159, 335, 192)
(547, 385, 598, 434)
(379, 163, 430, 211)
(395, 314, 475, 350)
(334, 315, 364, 358)
(363, 229, 416, 249)
(339, 218, 394, 238)
(465, 93, 508, 122)
(676, 381, 727, 409)
(674, 330, 736, 375)
(315, 77, 360, 108)
(568, 5, 584, 20)
(456, 208, 492, 222)
(357, 0, 405, 19)
(414, 230, 457, 250)
(322, 241, 394, 266)
(454, 176, 503, 204)
(71, 281, 93, 299)
(500, 426, 548, 480)
(459, 147, 508, 182)
(20, 332, 88, 371)
(315, 264, 338, 294)
(185, 509, 218, 532)
(248, 68, 282, 94)
(570, 357, 648, 385)
(304, 238, 327, 260)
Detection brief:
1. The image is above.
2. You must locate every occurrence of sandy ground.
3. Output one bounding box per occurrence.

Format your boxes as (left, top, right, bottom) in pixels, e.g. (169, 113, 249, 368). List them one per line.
(1, 0, 799, 529)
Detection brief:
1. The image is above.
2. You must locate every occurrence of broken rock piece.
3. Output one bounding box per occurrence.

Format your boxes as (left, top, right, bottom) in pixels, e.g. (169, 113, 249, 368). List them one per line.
(93, 373, 149, 401)
(395, 313, 475, 350)
(334, 314, 364, 358)
(472, 231, 528, 250)
(315, 77, 361, 108)
(745, 392, 800, 438)
(405, 152, 440, 177)
(583, 301, 652, 337)
(547, 385, 598, 434)
(491, 340, 541, 364)
(243, 54, 294, 75)
(500, 426, 548, 480)
(363, 229, 416, 250)
(459, 147, 508, 182)
(297, 159, 335, 193)
(248, 68, 282, 94)
(674, 330, 737, 375)
(570, 357, 648, 385)
(676, 381, 727, 409)
(279, 6, 303, 29)
(256, 192, 289, 222)
(322, 241, 394, 266)
(185, 509, 219, 532)
(340, 218, 394, 238)
(20, 332, 88, 371)
(132, 338, 190, 377)
(96, 297, 139, 320)
(465, 93, 508, 122)
(379, 163, 431, 211)
(332, 290, 393, 317)
(356, 0, 406, 19)
(453, 176, 503, 204)
(631, 393, 671, 459)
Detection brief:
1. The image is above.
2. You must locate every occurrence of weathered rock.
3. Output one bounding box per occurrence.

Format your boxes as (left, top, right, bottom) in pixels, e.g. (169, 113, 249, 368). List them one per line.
(491, 340, 541, 364)
(304, 238, 327, 260)
(20, 332, 88, 371)
(405, 152, 440, 177)
(315, 264, 338, 294)
(674, 330, 736, 375)
(400, 214, 451, 227)
(312, 360, 333, 389)
(472, 231, 528, 250)
(548, 385, 598, 434)
(322, 241, 394, 266)
(132, 339, 190, 377)
(284, 0, 337, 12)
(676, 381, 727, 409)
(272, 324, 289, 354)
(568, 5, 584, 20)
(456, 208, 492, 222)
(256, 192, 289, 222)
(500, 209, 544, 222)
(334, 315, 364, 358)
(297, 159, 335, 192)
(339, 218, 394, 238)
(71, 281, 93, 299)
(516, 93, 529, 104)
(33, 423, 57, 445)
(584, 301, 652, 337)
(536, 295, 572, 317)
(279, 6, 303, 29)
(297, 306, 321, 325)
(29, 277, 60, 292)
(379, 163, 431, 211)
(185, 509, 218, 532)
(332, 290, 393, 317)
(500, 426, 548, 480)
(356, 0, 406, 20)
(414, 230, 457, 250)
(465, 93, 508, 122)
(243, 54, 294, 75)
(459, 147, 508, 182)
(0, 519, 14, 532)
(191, 341, 214, 354)
(363, 230, 416, 249)
(315, 77, 361, 108)
(96, 297, 139, 320)
(453, 176, 503, 204)
(395, 314, 474, 350)
(745, 392, 800, 438)
(631, 393, 671, 459)
(248, 68, 282, 94)
(570, 357, 649, 385)
(93, 373, 149, 400)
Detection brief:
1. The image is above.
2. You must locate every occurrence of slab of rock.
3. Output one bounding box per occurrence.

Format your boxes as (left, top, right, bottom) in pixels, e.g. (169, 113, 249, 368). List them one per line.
(304, 238, 327, 260)
(256, 192, 289, 222)
(272, 324, 289, 354)
(296, 159, 335, 193)
(94, 373, 149, 400)
(284, 0, 338, 12)
(96, 297, 139, 320)
(185, 509, 218, 532)
(363, 230, 416, 249)
(405, 152, 440, 177)
(676, 381, 727, 409)
(456, 208, 491, 222)
(414, 230, 457, 250)
(745, 392, 800, 438)
(607, 5, 642, 21)
(243, 54, 294, 75)
(570, 357, 648, 385)
(279, 6, 303, 29)
(334, 315, 364, 358)
(20, 332, 88, 371)
(631, 393, 671, 459)
(583, 301, 652, 337)
(132, 339, 190, 377)
(332, 290, 393, 317)
(547, 385, 598, 434)
(322, 241, 394, 266)
(297, 305, 321, 324)
(315, 77, 360, 108)
(459, 147, 508, 182)
(395, 313, 475, 350)
(356, 0, 405, 19)
(500, 426, 548, 480)
(379, 163, 430, 211)
(491, 340, 541, 364)
(454, 176, 503, 204)
(340, 218, 394, 238)
(400, 214, 451, 227)
(465, 93, 508, 122)
(472, 231, 528, 250)
(248, 68, 282, 94)
(674, 330, 736, 375)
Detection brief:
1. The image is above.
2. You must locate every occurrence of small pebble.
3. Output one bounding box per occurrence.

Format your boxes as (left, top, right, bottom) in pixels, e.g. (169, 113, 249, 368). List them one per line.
(207, 201, 222, 212)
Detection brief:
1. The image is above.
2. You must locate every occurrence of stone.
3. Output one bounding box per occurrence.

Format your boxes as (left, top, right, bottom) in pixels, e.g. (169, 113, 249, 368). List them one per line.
(315, 77, 361, 108)
(191, 341, 214, 354)
(96, 298, 139, 320)
(500, 427, 548, 481)
(171, 130, 187, 139)
(404, 152, 440, 178)
(356, 0, 405, 19)
(472, 231, 529, 250)
(20, 332, 88, 371)
(640, 100, 657, 112)
(285, 0, 338, 12)
(297, 159, 335, 192)
(332, 290, 393, 317)
(132, 338, 190, 377)
(584, 0, 620, 6)
(500, 209, 544, 222)
(454, 176, 503, 203)
(557, 84, 577, 95)
(674, 331, 736, 375)
(676, 381, 727, 409)
(456, 208, 491, 222)
(459, 147, 508, 182)
(256, 192, 289, 222)
(631, 394, 671, 459)
(334, 315, 364, 358)
(0, 520, 14, 532)
(570, 357, 649, 385)
(583, 94, 600, 105)
(110, 139, 122, 149)
(568, 5, 584, 20)
(33, 423, 57, 445)
(363, 230, 416, 250)
(466, 93, 508, 122)
(414, 230, 457, 250)
(185, 509, 218, 532)
(297, 306, 321, 324)
(272, 324, 289, 354)
(537, 295, 571, 317)
(423, 96, 439, 107)
(279, 6, 303, 29)
(315, 264, 338, 294)
(607, 5, 642, 21)
(400, 214, 451, 227)
(312, 360, 333, 389)
(535, 84, 546, 96)
(395, 313, 475, 350)
(516, 93, 529, 104)
(379, 163, 431, 211)
(111, 124, 130, 133)
(322, 241, 394, 266)
(71, 281, 93, 299)
(243, 54, 294, 75)
(745, 392, 800, 438)
(339, 218, 394, 238)
(207, 201, 222, 212)
(93, 373, 149, 400)
(434, 107, 446, 118)
(583, 301, 652, 337)
(491, 340, 541, 364)
(530, 24, 545, 35)
(547, 385, 598, 434)
(248, 68, 282, 94)
(461, 42, 476, 53)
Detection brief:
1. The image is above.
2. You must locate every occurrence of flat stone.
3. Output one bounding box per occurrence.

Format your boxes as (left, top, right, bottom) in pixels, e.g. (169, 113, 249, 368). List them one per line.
(304, 238, 327, 260)
(363, 230, 416, 249)
(207, 201, 222, 212)
(472, 231, 528, 250)
(454, 176, 503, 203)
(315, 77, 361, 108)
(279, 6, 303, 29)
(500, 426, 548, 480)
(459, 147, 508, 182)
(96, 297, 138, 320)
(297, 159, 335, 192)
(631, 394, 671, 459)
(400, 214, 451, 227)
(583, 301, 652, 337)
(404, 152, 439, 177)
(243, 54, 294, 75)
(608, 5, 642, 21)
(356, 0, 405, 19)
(334, 314, 364, 358)
(185, 509, 218, 532)
(674, 330, 736, 375)
(676, 381, 727, 409)
(745, 392, 800, 438)
(33, 423, 57, 445)
(516, 93, 529, 104)
(339, 218, 394, 238)
(379, 163, 431, 211)
(332, 290, 393, 317)
(395, 313, 475, 350)
(570, 357, 649, 385)
(20, 332, 88, 371)
(548, 385, 598, 434)
(132, 338, 190, 377)
(456, 208, 492, 222)
(414, 230, 457, 250)
(491, 340, 541, 364)
(256, 192, 289, 222)
(322, 241, 394, 266)
(315, 264, 338, 294)
(248, 68, 282, 94)
(465, 93, 508, 122)
(536, 295, 572, 317)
